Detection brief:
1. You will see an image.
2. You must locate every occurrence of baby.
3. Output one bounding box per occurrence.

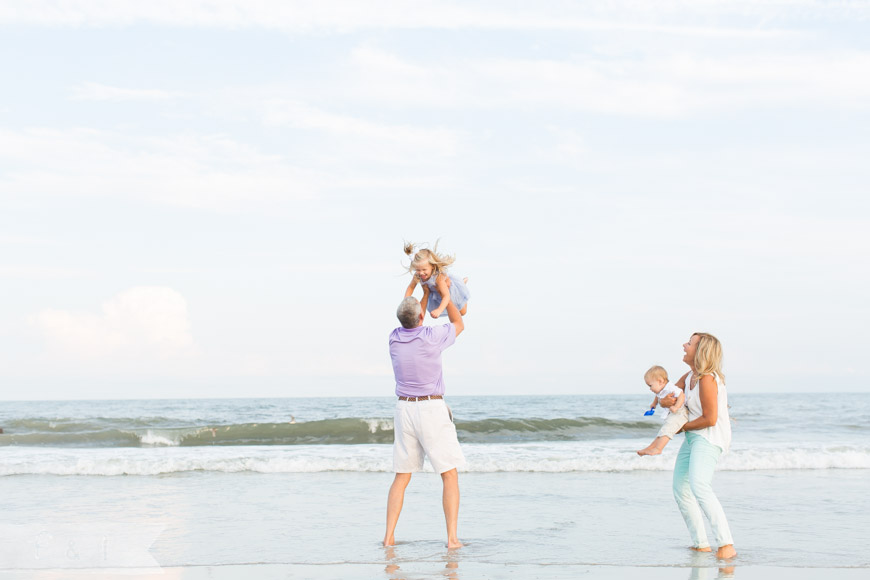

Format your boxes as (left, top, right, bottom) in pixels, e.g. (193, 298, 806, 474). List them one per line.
(637, 365, 687, 456)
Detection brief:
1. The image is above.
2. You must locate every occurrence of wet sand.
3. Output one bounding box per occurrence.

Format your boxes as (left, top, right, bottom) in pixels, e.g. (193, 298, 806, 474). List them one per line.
(2, 563, 869, 580)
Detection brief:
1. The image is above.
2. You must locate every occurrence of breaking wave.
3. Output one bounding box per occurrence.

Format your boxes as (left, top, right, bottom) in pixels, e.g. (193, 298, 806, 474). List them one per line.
(0, 417, 656, 448)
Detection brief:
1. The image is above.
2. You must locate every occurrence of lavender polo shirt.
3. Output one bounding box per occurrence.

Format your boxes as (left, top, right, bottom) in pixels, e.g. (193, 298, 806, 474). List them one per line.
(389, 323, 456, 397)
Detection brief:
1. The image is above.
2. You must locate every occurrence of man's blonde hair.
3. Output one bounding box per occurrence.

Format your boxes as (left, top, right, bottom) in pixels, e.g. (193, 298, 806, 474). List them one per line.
(644, 365, 668, 384)
(692, 332, 725, 384)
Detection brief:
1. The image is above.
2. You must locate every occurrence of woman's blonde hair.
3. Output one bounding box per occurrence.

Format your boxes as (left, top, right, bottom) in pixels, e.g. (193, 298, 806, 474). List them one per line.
(403, 241, 455, 276)
(692, 332, 725, 384)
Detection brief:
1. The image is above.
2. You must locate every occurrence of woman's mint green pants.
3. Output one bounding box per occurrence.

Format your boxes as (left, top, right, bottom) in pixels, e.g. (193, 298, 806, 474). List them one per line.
(672, 432, 734, 549)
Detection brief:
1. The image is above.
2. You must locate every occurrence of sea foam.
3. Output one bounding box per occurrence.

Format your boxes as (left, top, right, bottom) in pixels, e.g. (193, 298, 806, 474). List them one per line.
(1, 443, 867, 476)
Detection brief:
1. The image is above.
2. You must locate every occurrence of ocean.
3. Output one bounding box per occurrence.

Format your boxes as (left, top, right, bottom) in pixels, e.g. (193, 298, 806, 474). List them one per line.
(1, 394, 868, 577)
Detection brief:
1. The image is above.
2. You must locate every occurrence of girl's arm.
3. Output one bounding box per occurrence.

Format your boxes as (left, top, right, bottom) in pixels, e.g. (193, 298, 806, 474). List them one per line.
(420, 285, 430, 316)
(429, 275, 451, 318)
(680, 375, 718, 431)
(404, 277, 418, 298)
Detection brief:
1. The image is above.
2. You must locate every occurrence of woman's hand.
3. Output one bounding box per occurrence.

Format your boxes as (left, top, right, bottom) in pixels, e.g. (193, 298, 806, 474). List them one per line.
(659, 394, 677, 408)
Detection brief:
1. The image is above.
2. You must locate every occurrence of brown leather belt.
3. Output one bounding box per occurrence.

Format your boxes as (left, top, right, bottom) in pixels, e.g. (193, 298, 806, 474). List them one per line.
(398, 395, 443, 402)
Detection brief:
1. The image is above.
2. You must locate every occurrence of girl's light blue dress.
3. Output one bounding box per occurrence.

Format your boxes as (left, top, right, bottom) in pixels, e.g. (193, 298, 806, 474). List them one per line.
(420, 272, 470, 317)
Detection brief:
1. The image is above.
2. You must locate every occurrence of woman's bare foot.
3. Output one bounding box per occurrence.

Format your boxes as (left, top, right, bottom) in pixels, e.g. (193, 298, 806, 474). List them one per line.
(716, 544, 737, 559)
(691, 546, 712, 552)
(447, 539, 463, 549)
(383, 536, 395, 547)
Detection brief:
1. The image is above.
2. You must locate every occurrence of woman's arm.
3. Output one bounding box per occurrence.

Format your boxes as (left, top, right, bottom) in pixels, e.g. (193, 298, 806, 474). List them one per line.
(429, 275, 451, 318)
(404, 277, 418, 298)
(681, 374, 718, 431)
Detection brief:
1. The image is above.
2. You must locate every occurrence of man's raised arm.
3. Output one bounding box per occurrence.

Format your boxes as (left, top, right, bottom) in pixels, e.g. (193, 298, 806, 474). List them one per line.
(445, 299, 464, 337)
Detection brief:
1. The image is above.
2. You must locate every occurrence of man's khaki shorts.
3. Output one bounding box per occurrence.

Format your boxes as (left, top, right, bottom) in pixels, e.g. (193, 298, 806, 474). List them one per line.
(393, 398, 466, 474)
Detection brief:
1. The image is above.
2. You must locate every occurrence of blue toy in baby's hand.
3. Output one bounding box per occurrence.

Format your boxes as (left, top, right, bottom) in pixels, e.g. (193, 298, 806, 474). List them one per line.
(644, 408, 655, 416)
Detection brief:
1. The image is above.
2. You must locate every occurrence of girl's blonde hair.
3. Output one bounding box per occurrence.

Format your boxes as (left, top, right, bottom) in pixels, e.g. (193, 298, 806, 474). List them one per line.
(692, 332, 725, 384)
(404, 241, 455, 276)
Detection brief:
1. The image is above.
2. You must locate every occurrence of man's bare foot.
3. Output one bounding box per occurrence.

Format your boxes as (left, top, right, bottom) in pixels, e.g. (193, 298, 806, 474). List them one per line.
(716, 545, 737, 559)
(691, 546, 712, 552)
(637, 445, 663, 456)
(447, 539, 463, 549)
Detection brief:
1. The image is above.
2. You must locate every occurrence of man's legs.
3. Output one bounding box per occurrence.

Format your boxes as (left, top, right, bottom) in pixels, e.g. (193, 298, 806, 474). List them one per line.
(441, 468, 462, 549)
(384, 473, 412, 547)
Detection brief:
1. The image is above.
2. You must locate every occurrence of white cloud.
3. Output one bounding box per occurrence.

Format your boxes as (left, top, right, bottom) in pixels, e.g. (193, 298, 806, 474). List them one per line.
(0, 0, 822, 35)
(0, 235, 58, 246)
(70, 82, 185, 101)
(346, 46, 870, 115)
(32, 287, 195, 359)
(0, 123, 461, 210)
(263, 99, 462, 162)
(0, 266, 89, 280)
(0, 128, 319, 211)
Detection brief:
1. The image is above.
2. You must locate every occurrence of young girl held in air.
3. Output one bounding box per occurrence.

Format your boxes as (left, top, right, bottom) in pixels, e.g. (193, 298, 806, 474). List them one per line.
(403, 242, 470, 319)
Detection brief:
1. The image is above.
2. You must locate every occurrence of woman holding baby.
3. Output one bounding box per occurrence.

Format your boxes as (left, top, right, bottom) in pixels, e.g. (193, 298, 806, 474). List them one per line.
(660, 332, 737, 560)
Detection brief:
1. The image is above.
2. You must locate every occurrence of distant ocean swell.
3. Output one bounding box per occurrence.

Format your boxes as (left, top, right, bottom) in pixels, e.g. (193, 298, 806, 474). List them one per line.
(0, 417, 655, 448)
(2, 445, 868, 476)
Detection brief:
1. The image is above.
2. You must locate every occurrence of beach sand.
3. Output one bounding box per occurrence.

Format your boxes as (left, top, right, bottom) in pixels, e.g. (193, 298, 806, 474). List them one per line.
(2, 469, 868, 577)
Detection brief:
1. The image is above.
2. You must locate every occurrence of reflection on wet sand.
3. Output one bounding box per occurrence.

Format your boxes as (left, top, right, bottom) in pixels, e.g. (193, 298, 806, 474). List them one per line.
(384, 544, 462, 580)
(689, 565, 736, 579)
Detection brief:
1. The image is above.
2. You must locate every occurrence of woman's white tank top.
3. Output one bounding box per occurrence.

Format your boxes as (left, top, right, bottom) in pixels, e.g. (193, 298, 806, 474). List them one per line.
(685, 372, 732, 453)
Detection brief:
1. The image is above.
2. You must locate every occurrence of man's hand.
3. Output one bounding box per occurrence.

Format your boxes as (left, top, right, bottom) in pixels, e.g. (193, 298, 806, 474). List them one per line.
(659, 394, 677, 408)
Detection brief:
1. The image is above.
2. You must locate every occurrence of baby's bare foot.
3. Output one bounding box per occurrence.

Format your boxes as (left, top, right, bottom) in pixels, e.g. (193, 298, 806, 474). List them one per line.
(637, 445, 663, 456)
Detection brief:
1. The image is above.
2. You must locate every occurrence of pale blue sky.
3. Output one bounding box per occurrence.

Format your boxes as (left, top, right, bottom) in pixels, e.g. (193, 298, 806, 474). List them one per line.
(1, 1, 868, 399)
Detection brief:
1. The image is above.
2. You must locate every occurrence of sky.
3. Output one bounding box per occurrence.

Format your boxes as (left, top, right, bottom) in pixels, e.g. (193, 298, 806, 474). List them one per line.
(1, 0, 868, 400)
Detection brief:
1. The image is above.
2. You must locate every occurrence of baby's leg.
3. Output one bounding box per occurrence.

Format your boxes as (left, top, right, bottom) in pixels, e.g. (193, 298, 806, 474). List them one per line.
(637, 436, 669, 456)
(460, 304, 467, 316)
(638, 408, 687, 456)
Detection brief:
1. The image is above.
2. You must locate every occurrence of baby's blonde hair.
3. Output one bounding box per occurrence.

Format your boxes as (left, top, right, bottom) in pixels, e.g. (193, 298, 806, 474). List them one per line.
(644, 365, 668, 384)
(404, 241, 455, 276)
(692, 332, 725, 384)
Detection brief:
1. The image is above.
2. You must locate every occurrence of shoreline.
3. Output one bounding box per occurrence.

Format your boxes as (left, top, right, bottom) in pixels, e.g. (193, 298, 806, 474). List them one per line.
(2, 563, 869, 580)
